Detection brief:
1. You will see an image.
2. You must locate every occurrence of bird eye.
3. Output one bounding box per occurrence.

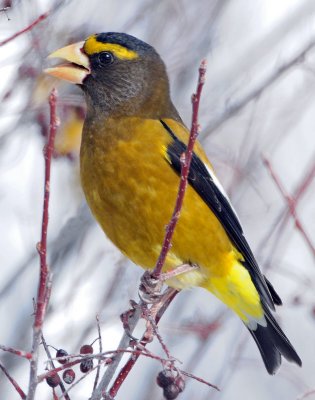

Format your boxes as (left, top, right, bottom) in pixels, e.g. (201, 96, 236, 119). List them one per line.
(98, 51, 114, 66)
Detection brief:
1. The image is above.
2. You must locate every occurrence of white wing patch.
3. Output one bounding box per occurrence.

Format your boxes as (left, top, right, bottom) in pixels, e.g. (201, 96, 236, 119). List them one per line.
(204, 164, 242, 226)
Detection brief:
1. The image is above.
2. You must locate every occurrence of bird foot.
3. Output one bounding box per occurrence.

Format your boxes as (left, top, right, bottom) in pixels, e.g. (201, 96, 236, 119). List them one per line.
(138, 271, 164, 304)
(138, 264, 198, 304)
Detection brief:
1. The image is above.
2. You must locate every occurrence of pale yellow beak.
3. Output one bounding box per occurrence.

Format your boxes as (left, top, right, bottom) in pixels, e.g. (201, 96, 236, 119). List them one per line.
(44, 41, 90, 84)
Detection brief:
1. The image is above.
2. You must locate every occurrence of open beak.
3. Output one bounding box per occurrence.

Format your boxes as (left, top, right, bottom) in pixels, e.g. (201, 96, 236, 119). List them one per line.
(44, 41, 90, 84)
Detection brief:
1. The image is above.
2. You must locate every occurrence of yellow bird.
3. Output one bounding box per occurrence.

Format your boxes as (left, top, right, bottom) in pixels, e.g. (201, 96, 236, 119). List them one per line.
(45, 32, 301, 374)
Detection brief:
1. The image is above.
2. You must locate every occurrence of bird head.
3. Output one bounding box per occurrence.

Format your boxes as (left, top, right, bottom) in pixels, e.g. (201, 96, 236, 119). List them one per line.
(45, 32, 178, 119)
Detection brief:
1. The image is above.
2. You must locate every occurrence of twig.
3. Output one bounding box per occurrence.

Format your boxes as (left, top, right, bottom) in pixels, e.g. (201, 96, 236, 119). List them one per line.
(58, 349, 168, 400)
(0, 12, 49, 47)
(152, 59, 207, 277)
(257, 156, 315, 268)
(0, 361, 26, 399)
(38, 360, 81, 382)
(108, 289, 178, 399)
(27, 89, 58, 400)
(37, 333, 218, 396)
(179, 369, 219, 391)
(40, 332, 70, 400)
(92, 315, 103, 393)
(0, 6, 10, 21)
(262, 155, 315, 258)
(89, 304, 142, 400)
(38, 348, 169, 383)
(297, 388, 315, 400)
(0, 344, 32, 360)
(142, 310, 172, 359)
(201, 37, 315, 138)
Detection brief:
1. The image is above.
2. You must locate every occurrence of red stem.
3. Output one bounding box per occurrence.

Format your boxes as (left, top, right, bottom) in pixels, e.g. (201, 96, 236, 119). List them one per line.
(0, 362, 26, 399)
(109, 290, 178, 398)
(152, 59, 207, 277)
(0, 12, 49, 47)
(294, 158, 315, 201)
(27, 88, 58, 400)
(0, 344, 32, 360)
(262, 155, 315, 258)
(35, 88, 58, 328)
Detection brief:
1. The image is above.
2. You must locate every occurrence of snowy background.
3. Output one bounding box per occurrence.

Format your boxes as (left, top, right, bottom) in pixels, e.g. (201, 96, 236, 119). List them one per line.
(0, 0, 314, 399)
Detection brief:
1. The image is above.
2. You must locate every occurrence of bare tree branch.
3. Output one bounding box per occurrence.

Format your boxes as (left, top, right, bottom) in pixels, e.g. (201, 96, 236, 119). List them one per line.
(27, 89, 59, 400)
(201, 37, 315, 138)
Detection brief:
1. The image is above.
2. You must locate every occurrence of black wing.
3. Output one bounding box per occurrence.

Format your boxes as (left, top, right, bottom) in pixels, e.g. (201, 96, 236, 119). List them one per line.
(160, 119, 275, 310)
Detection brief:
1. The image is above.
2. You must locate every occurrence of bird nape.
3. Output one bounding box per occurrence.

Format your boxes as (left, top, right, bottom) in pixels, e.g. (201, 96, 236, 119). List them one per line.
(45, 32, 302, 374)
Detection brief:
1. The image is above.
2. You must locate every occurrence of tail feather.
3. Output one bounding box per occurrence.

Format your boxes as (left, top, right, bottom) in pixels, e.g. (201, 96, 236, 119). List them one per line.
(264, 276, 282, 306)
(247, 306, 302, 374)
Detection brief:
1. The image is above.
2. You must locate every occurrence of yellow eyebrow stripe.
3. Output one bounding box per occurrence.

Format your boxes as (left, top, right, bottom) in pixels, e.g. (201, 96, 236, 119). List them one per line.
(84, 35, 138, 60)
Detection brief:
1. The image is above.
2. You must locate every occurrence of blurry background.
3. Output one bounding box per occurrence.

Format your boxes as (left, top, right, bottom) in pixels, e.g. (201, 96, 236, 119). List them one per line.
(0, 0, 314, 399)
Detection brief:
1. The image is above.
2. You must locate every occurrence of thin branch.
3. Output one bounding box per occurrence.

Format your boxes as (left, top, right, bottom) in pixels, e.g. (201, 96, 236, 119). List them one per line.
(92, 315, 103, 393)
(89, 303, 142, 400)
(27, 89, 59, 400)
(297, 388, 315, 400)
(58, 348, 170, 400)
(40, 332, 70, 400)
(0, 361, 26, 399)
(257, 156, 315, 268)
(36, 335, 218, 397)
(38, 348, 169, 383)
(0, 12, 49, 47)
(38, 360, 81, 382)
(262, 155, 315, 258)
(108, 289, 178, 399)
(201, 37, 315, 138)
(179, 369, 219, 391)
(0, 344, 32, 360)
(152, 59, 207, 277)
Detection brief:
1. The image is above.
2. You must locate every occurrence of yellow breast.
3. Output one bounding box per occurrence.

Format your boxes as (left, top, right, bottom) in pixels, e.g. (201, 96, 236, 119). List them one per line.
(80, 116, 239, 285)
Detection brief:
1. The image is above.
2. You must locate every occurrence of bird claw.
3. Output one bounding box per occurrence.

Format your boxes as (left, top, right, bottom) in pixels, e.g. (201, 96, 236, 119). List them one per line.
(138, 271, 164, 304)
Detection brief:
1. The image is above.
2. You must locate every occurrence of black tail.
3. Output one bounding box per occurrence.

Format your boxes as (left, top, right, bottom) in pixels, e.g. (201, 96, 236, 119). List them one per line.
(247, 306, 302, 374)
(265, 276, 282, 306)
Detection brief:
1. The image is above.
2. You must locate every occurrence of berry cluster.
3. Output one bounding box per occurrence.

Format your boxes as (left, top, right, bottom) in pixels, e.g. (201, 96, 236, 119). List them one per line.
(156, 369, 185, 399)
(45, 344, 94, 389)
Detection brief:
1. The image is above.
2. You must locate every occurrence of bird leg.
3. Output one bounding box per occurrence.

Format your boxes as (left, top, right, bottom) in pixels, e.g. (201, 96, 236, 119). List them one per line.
(138, 263, 198, 304)
(136, 264, 197, 342)
(138, 271, 164, 304)
(159, 263, 199, 282)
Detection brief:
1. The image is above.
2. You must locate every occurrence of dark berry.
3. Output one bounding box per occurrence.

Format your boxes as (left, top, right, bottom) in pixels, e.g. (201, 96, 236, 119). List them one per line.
(80, 358, 94, 373)
(62, 369, 75, 384)
(80, 344, 93, 354)
(175, 376, 185, 392)
(56, 349, 69, 364)
(46, 372, 61, 388)
(157, 370, 175, 388)
(163, 383, 180, 400)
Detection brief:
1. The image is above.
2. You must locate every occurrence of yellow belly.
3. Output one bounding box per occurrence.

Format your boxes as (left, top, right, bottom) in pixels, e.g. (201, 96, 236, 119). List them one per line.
(81, 117, 235, 273)
(80, 116, 263, 323)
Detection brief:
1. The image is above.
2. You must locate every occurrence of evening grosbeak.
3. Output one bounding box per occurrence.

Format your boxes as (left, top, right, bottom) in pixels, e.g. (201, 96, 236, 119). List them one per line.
(45, 32, 301, 374)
